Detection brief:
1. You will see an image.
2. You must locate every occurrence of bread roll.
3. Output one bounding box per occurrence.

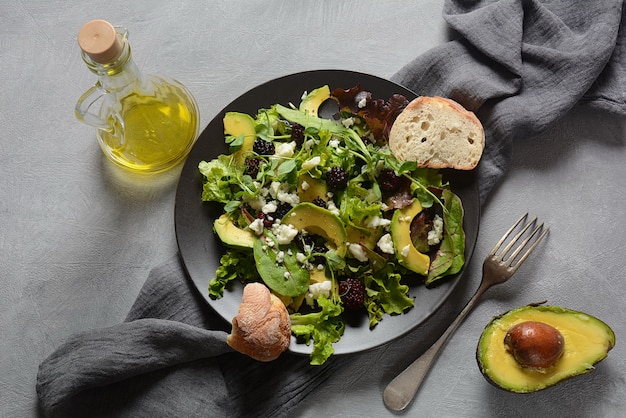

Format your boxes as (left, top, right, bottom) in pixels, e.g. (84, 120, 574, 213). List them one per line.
(388, 96, 485, 170)
(227, 282, 291, 362)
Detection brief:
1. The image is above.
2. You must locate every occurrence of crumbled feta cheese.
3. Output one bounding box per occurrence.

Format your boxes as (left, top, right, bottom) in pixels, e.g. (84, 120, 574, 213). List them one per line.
(277, 190, 300, 205)
(273, 223, 299, 245)
(348, 243, 369, 262)
(341, 117, 354, 128)
(300, 180, 310, 191)
(367, 216, 391, 229)
(276, 250, 285, 264)
(248, 218, 264, 235)
(358, 98, 367, 108)
(302, 156, 321, 170)
(401, 244, 411, 258)
(305, 280, 332, 307)
(296, 252, 307, 263)
(326, 200, 340, 216)
(329, 139, 341, 149)
(244, 194, 266, 211)
(304, 138, 318, 149)
(262, 200, 278, 214)
(269, 181, 281, 199)
(284, 271, 291, 279)
(427, 214, 444, 246)
(301, 90, 308, 100)
(276, 141, 296, 157)
(377, 233, 395, 254)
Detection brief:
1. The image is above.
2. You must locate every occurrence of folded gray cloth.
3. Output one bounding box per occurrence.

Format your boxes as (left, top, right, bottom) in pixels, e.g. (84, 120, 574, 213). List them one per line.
(392, 0, 626, 203)
(37, 1, 626, 417)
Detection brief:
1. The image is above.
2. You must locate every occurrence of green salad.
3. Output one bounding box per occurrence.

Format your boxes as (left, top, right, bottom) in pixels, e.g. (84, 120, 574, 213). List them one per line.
(199, 85, 465, 364)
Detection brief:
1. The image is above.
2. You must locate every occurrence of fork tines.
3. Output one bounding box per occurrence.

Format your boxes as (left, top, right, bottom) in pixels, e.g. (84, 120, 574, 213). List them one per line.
(491, 213, 549, 270)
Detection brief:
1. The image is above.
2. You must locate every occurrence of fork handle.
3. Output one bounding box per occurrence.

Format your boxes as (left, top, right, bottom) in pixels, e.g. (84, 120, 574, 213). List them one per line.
(383, 283, 488, 411)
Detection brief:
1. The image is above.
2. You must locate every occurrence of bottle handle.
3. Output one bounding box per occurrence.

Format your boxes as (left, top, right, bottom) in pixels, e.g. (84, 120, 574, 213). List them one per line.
(75, 85, 111, 129)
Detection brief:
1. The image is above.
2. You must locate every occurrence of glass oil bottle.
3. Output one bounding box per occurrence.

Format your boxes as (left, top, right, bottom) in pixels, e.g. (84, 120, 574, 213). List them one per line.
(76, 19, 199, 173)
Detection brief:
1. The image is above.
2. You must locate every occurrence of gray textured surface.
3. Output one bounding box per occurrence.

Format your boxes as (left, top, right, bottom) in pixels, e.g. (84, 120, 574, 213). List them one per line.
(1, 1, 625, 417)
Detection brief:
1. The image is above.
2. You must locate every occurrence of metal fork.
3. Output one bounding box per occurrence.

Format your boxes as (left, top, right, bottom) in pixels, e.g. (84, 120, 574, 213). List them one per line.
(383, 213, 549, 411)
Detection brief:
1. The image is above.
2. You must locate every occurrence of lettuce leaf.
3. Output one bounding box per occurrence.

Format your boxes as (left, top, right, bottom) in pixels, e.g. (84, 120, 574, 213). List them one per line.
(364, 269, 414, 328)
(209, 249, 259, 299)
(290, 296, 345, 365)
(199, 155, 239, 204)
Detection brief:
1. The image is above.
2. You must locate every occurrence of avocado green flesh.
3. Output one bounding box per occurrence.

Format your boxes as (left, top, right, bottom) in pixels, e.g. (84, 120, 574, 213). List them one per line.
(299, 85, 331, 117)
(390, 200, 430, 275)
(283, 202, 347, 257)
(477, 305, 616, 393)
(297, 173, 328, 203)
(213, 214, 255, 248)
(223, 112, 257, 163)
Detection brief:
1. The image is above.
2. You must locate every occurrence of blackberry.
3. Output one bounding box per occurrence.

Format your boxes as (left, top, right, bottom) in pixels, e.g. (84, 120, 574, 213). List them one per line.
(273, 202, 292, 221)
(326, 166, 349, 191)
(378, 168, 401, 193)
(311, 244, 328, 264)
(253, 138, 275, 155)
(312, 197, 327, 208)
(244, 157, 262, 178)
(291, 123, 305, 147)
(295, 234, 316, 252)
(338, 278, 365, 311)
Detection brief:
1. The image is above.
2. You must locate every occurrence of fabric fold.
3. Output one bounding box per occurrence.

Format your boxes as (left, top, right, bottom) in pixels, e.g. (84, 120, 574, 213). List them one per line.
(392, 0, 625, 202)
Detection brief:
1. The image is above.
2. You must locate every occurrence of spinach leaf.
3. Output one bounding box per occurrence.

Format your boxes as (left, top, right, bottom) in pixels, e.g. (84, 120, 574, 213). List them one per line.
(253, 232, 310, 297)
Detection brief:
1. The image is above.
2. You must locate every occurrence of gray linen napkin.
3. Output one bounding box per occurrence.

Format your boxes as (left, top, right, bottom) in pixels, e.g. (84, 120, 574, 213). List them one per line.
(393, 0, 626, 203)
(37, 1, 625, 417)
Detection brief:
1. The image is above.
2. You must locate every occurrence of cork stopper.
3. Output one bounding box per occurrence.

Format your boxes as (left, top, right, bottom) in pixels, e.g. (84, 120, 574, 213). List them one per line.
(78, 19, 123, 64)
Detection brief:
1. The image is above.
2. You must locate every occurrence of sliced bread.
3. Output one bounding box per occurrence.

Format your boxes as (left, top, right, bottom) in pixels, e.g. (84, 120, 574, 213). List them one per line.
(388, 96, 485, 170)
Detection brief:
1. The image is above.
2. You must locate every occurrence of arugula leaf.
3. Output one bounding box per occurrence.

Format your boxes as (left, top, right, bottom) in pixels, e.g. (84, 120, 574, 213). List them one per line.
(290, 296, 345, 365)
(275, 104, 372, 164)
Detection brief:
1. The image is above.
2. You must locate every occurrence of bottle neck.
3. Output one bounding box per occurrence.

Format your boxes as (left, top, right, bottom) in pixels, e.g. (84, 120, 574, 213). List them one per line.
(81, 27, 145, 91)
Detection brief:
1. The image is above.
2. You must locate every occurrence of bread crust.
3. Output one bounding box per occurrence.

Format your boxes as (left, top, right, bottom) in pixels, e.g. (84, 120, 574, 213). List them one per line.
(388, 96, 485, 170)
(227, 282, 291, 362)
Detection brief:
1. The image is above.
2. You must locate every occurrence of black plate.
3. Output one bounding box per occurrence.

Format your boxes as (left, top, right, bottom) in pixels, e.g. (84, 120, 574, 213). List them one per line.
(175, 70, 480, 356)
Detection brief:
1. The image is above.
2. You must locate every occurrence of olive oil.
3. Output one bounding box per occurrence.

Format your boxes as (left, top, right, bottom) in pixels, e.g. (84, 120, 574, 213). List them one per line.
(76, 20, 199, 173)
(98, 78, 199, 172)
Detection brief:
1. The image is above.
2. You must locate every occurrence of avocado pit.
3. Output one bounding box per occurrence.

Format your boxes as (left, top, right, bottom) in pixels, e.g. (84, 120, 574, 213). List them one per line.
(504, 321, 564, 370)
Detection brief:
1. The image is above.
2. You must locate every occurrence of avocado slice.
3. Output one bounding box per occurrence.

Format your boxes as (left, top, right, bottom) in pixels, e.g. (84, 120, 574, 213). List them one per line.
(283, 202, 347, 257)
(390, 200, 430, 275)
(299, 85, 331, 117)
(297, 173, 328, 203)
(213, 214, 255, 248)
(477, 304, 616, 393)
(223, 112, 257, 162)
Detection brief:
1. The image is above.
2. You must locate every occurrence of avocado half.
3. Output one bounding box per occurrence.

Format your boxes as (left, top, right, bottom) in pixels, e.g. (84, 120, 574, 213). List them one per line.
(476, 304, 615, 393)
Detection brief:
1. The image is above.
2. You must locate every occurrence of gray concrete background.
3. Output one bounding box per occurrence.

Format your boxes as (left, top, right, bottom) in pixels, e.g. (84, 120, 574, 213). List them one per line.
(2, 1, 624, 417)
